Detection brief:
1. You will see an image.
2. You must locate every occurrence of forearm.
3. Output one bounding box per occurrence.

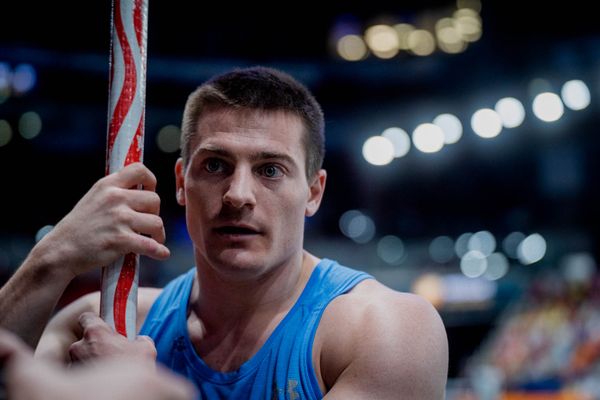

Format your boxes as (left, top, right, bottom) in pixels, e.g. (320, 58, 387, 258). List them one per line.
(0, 243, 74, 348)
(1, 164, 168, 349)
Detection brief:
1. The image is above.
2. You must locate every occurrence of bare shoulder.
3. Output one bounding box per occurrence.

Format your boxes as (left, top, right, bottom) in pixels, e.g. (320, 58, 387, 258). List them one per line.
(41, 287, 162, 331)
(316, 279, 448, 399)
(138, 287, 163, 316)
(35, 287, 163, 362)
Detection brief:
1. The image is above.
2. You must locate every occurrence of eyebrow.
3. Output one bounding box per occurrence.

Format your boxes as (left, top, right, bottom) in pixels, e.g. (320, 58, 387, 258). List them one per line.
(194, 145, 297, 166)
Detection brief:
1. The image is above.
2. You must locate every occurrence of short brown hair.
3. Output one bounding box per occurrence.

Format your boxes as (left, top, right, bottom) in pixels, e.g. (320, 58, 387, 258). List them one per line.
(180, 67, 325, 179)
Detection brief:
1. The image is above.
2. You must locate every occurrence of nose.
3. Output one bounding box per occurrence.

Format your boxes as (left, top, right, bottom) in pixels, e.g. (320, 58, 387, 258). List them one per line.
(222, 167, 256, 209)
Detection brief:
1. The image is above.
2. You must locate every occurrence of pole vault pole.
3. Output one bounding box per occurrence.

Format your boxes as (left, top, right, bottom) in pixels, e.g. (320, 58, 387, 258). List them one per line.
(100, 0, 149, 338)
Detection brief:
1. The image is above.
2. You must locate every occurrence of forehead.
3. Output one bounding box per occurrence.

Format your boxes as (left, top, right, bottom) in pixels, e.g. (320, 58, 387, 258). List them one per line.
(191, 108, 305, 157)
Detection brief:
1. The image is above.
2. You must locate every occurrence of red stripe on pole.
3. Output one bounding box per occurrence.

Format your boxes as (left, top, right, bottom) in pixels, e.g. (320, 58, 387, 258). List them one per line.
(107, 0, 137, 159)
(134, 0, 144, 47)
(125, 114, 144, 166)
(113, 253, 137, 336)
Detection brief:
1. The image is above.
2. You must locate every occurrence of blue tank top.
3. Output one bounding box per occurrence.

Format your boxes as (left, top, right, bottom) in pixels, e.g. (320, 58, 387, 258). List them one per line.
(139, 258, 373, 399)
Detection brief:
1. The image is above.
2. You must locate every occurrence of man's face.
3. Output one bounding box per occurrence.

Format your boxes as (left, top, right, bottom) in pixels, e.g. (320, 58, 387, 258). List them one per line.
(175, 108, 326, 280)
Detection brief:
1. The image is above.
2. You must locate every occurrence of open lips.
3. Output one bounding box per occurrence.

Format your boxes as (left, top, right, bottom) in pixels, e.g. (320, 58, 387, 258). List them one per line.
(214, 225, 262, 236)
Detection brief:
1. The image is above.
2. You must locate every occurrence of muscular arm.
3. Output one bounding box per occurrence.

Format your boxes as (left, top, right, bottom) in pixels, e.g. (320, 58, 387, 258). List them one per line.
(318, 280, 448, 399)
(35, 287, 162, 363)
(34, 292, 100, 362)
(0, 163, 168, 348)
(0, 244, 75, 350)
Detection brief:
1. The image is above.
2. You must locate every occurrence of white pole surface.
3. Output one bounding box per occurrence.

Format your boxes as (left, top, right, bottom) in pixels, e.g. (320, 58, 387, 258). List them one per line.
(100, 0, 148, 339)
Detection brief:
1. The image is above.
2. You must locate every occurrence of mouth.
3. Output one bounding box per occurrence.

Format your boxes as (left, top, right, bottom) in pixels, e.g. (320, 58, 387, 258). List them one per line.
(213, 225, 262, 236)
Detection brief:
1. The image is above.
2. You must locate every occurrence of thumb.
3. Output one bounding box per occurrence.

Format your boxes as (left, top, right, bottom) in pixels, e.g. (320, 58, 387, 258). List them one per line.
(134, 335, 157, 361)
(135, 335, 155, 347)
(78, 312, 107, 331)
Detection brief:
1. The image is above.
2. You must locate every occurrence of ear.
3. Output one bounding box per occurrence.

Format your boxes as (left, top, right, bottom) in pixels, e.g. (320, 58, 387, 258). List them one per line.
(305, 169, 327, 217)
(175, 158, 186, 206)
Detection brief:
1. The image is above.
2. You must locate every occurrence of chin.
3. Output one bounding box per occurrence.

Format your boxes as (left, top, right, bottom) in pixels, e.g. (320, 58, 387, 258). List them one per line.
(209, 250, 273, 280)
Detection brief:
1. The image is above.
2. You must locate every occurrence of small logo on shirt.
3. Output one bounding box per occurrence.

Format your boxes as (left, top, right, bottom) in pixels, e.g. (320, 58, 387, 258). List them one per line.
(272, 379, 300, 399)
(173, 336, 186, 352)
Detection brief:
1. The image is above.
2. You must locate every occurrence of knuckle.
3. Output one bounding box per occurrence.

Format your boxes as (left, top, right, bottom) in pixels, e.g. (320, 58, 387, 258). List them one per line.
(142, 335, 155, 346)
(78, 312, 88, 325)
(143, 342, 158, 359)
(136, 337, 157, 358)
(68, 342, 80, 359)
(104, 186, 124, 205)
(102, 232, 132, 256)
(102, 227, 127, 250)
(149, 173, 157, 187)
(131, 162, 150, 178)
(78, 313, 89, 327)
(148, 346, 157, 359)
(111, 231, 131, 248)
(128, 162, 144, 174)
(152, 215, 164, 231)
(146, 168, 157, 184)
(99, 234, 117, 253)
(82, 326, 96, 340)
(140, 236, 156, 253)
(112, 207, 132, 225)
(151, 192, 161, 208)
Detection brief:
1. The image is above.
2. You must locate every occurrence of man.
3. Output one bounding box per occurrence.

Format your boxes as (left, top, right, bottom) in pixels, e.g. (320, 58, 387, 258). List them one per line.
(0, 67, 448, 398)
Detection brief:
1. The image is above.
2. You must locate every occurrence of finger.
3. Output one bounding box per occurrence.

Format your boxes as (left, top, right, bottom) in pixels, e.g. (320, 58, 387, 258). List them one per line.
(130, 213, 166, 244)
(126, 233, 170, 260)
(68, 340, 82, 362)
(78, 312, 109, 334)
(135, 335, 155, 347)
(68, 339, 97, 364)
(126, 190, 161, 215)
(134, 336, 157, 359)
(107, 163, 157, 192)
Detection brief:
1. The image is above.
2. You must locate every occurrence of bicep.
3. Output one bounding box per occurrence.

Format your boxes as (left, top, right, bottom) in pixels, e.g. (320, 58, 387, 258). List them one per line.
(34, 287, 161, 363)
(323, 292, 448, 400)
(34, 291, 101, 363)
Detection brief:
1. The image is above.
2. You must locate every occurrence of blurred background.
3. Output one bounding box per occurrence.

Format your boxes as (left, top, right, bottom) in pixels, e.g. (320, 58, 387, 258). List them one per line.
(1, 1, 599, 398)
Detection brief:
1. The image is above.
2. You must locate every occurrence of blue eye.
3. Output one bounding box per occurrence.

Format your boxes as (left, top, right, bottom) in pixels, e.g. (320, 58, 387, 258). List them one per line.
(205, 159, 224, 173)
(261, 164, 282, 178)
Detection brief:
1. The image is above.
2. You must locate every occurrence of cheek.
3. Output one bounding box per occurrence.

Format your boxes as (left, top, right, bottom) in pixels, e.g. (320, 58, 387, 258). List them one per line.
(276, 204, 306, 251)
(186, 180, 219, 203)
(273, 193, 308, 228)
(184, 186, 218, 221)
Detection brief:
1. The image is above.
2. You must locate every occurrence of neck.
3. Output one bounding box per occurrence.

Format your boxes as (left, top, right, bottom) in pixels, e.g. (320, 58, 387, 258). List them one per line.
(190, 250, 318, 329)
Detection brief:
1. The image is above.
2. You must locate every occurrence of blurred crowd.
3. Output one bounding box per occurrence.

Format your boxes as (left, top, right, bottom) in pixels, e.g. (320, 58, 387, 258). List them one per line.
(450, 257, 600, 400)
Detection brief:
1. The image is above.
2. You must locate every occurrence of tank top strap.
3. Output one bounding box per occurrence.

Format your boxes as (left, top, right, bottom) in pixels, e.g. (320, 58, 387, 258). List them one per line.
(298, 258, 373, 310)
